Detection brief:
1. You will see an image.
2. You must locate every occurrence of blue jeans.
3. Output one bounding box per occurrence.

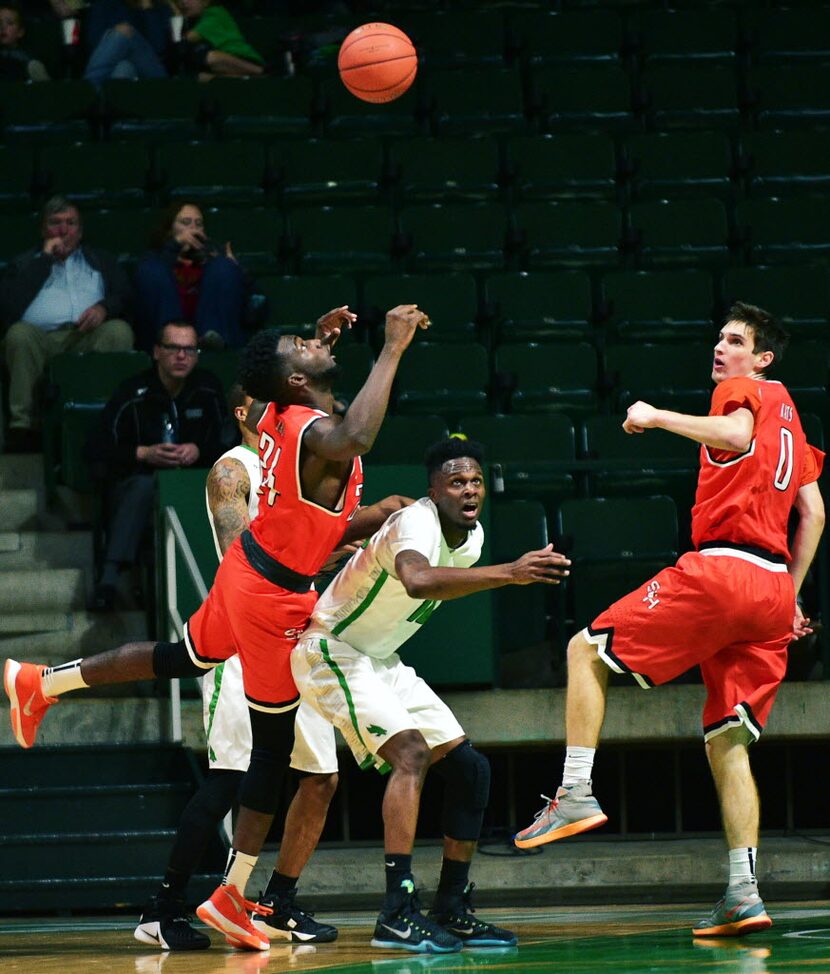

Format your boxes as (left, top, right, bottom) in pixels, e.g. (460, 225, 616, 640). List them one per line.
(134, 254, 246, 351)
(84, 27, 167, 85)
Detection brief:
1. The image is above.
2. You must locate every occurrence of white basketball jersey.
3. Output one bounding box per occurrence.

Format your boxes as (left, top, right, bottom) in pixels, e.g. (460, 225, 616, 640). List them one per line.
(309, 497, 483, 659)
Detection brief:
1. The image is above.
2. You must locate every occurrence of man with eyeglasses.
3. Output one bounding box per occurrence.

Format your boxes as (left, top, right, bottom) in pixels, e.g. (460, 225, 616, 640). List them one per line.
(83, 321, 227, 611)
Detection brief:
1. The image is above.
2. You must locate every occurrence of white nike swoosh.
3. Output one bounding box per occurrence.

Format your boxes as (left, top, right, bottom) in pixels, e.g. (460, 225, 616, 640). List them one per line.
(22, 693, 38, 717)
(380, 923, 412, 940)
(448, 925, 475, 935)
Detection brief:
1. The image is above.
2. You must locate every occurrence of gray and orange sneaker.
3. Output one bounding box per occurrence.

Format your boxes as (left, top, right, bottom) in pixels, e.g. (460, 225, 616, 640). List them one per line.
(692, 883, 772, 937)
(4, 659, 57, 749)
(513, 781, 608, 850)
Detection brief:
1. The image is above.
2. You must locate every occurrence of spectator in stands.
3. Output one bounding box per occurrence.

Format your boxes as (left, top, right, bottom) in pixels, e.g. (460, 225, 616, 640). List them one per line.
(84, 320, 226, 611)
(0, 196, 134, 453)
(134, 202, 253, 353)
(177, 0, 265, 78)
(0, 2, 50, 81)
(83, 0, 173, 85)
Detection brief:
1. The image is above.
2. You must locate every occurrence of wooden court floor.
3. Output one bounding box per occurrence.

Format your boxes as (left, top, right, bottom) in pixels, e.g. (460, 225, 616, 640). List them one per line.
(1, 903, 829, 974)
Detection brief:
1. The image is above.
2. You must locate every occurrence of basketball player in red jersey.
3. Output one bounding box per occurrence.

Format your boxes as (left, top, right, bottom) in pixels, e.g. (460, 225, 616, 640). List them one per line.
(5, 303, 430, 950)
(514, 302, 825, 937)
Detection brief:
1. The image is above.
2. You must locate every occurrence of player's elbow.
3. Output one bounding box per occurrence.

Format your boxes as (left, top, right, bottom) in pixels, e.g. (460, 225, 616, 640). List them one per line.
(402, 573, 432, 600)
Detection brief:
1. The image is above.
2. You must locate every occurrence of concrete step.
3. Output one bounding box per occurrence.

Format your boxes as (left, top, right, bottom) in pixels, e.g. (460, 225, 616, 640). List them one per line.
(0, 532, 94, 572)
(0, 454, 43, 490)
(0, 568, 85, 613)
(0, 490, 41, 532)
(0, 610, 147, 662)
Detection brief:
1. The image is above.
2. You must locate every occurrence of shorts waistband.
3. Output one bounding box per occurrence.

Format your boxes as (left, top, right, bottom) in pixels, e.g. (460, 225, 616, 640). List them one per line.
(241, 530, 315, 593)
(698, 540, 788, 570)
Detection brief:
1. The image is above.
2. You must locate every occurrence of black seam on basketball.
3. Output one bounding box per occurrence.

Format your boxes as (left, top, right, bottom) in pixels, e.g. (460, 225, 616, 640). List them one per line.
(343, 65, 418, 94)
(340, 52, 417, 75)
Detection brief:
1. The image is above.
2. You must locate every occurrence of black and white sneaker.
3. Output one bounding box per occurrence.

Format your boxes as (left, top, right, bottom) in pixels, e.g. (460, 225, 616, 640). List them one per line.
(429, 883, 517, 947)
(252, 888, 338, 943)
(134, 894, 211, 951)
(371, 881, 462, 954)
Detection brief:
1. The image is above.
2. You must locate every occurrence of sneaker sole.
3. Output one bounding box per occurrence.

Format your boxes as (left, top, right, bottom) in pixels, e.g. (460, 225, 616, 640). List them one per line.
(4, 659, 28, 749)
(514, 811, 608, 849)
(134, 920, 210, 952)
(692, 913, 772, 938)
(195, 901, 269, 951)
(253, 918, 338, 943)
(370, 937, 461, 954)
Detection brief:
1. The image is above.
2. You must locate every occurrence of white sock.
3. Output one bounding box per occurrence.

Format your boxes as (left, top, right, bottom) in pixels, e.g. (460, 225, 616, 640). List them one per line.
(562, 746, 596, 787)
(222, 849, 258, 894)
(41, 659, 88, 697)
(728, 847, 757, 887)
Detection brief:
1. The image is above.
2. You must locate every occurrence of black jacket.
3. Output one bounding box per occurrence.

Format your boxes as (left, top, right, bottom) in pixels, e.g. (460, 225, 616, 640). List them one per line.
(84, 366, 227, 482)
(0, 244, 134, 329)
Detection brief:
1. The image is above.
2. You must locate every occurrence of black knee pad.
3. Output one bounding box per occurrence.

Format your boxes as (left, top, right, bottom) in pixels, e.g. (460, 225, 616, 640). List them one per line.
(238, 709, 296, 814)
(431, 740, 491, 841)
(152, 640, 204, 679)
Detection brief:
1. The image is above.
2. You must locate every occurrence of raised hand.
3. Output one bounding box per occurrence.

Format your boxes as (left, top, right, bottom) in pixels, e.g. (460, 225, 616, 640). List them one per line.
(316, 305, 358, 348)
(509, 543, 571, 586)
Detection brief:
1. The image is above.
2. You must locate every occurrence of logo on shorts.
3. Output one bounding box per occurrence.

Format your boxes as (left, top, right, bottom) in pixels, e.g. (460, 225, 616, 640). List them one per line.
(283, 627, 305, 639)
(642, 580, 661, 610)
(366, 724, 388, 737)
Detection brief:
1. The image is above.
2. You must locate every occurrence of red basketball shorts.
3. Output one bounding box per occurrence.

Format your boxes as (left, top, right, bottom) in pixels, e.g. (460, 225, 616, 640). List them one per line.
(585, 549, 795, 741)
(184, 540, 317, 713)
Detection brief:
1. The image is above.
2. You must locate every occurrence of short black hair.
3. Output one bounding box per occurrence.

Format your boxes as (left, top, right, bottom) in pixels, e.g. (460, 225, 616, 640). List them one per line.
(227, 382, 247, 412)
(238, 328, 285, 402)
(424, 435, 485, 483)
(155, 321, 197, 346)
(727, 301, 790, 373)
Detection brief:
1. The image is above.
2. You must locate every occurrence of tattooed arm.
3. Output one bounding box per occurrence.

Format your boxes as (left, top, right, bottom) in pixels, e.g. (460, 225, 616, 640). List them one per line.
(206, 457, 252, 557)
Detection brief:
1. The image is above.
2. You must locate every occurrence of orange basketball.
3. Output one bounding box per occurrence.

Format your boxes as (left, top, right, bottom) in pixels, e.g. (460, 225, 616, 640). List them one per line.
(338, 22, 417, 104)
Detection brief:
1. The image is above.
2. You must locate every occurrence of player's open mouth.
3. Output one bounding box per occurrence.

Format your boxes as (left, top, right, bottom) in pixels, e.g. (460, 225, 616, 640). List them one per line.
(461, 502, 478, 518)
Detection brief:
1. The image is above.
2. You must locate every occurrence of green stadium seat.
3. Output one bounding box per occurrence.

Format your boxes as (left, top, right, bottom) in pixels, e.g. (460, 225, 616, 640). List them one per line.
(103, 79, 210, 142)
(197, 350, 240, 392)
(509, 133, 617, 201)
(0, 146, 35, 212)
(429, 67, 527, 136)
(367, 415, 450, 464)
(484, 270, 593, 343)
(362, 273, 478, 343)
(774, 342, 830, 427)
(1, 81, 99, 142)
(278, 139, 384, 204)
(748, 7, 830, 62)
(639, 64, 741, 129)
(530, 63, 633, 130)
(289, 205, 395, 274)
(321, 76, 429, 139)
(495, 342, 599, 416)
(601, 269, 715, 343)
(81, 209, 158, 264)
(210, 76, 315, 140)
(622, 132, 735, 200)
(801, 413, 826, 451)
(395, 342, 489, 419)
(629, 198, 730, 267)
(391, 136, 501, 203)
(509, 9, 622, 64)
(206, 207, 284, 274)
(399, 10, 507, 68)
(516, 200, 621, 268)
(39, 142, 150, 208)
(401, 202, 509, 272)
(751, 64, 830, 128)
(0, 211, 39, 263)
(457, 413, 578, 504)
(255, 274, 358, 339)
(331, 343, 374, 402)
(606, 342, 713, 415)
(629, 8, 738, 64)
(737, 197, 830, 264)
(722, 265, 830, 338)
(156, 142, 268, 205)
(740, 131, 830, 196)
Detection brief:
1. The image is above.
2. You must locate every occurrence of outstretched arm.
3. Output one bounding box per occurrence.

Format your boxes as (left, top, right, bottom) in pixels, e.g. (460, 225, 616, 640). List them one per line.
(623, 401, 755, 453)
(394, 544, 570, 602)
(206, 457, 251, 556)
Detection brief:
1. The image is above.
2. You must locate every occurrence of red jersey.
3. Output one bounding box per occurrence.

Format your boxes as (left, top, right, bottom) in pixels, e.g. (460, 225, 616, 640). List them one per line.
(250, 402, 363, 576)
(692, 376, 824, 558)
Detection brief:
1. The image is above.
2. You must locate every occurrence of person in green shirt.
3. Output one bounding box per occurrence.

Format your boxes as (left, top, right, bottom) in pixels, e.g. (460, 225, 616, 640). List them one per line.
(176, 0, 264, 78)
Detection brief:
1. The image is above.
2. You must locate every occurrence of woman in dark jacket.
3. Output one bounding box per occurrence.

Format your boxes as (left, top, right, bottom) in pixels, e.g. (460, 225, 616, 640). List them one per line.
(133, 201, 249, 352)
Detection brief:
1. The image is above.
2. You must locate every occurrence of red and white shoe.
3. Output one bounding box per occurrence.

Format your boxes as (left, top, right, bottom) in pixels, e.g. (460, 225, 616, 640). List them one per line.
(196, 885, 271, 951)
(4, 659, 57, 749)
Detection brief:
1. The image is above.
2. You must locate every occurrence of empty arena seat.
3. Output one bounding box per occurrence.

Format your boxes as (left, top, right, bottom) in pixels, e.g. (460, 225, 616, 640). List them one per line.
(629, 198, 730, 267)
(363, 272, 479, 343)
(484, 270, 593, 343)
(639, 63, 741, 129)
(429, 67, 527, 136)
(495, 342, 599, 416)
(391, 135, 502, 203)
(255, 274, 358, 339)
(508, 133, 617, 201)
(367, 414, 450, 464)
(2, 80, 99, 142)
(277, 139, 384, 205)
(211, 76, 315, 140)
(606, 342, 713, 415)
(622, 131, 735, 200)
(401, 202, 510, 272)
(628, 8, 738, 64)
(600, 268, 715, 342)
(509, 8, 622, 64)
(737, 197, 830, 264)
(722, 265, 830, 338)
(156, 142, 269, 205)
(530, 63, 633, 130)
(39, 142, 150, 207)
(395, 342, 490, 418)
(289, 205, 395, 273)
(516, 200, 622, 268)
(103, 79, 210, 141)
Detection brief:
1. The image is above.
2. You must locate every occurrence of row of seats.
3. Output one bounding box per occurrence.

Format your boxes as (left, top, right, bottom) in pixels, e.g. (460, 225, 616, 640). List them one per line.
(4, 129, 829, 212)
(5, 194, 829, 274)
(3, 60, 830, 146)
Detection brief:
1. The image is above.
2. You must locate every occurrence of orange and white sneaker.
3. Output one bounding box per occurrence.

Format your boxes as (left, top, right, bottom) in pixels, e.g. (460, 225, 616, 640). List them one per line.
(196, 885, 271, 951)
(4, 659, 57, 749)
(514, 782, 608, 850)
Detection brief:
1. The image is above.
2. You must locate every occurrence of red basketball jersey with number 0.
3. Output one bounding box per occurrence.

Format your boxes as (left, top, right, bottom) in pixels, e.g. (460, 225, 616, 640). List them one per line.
(250, 402, 364, 576)
(692, 376, 824, 558)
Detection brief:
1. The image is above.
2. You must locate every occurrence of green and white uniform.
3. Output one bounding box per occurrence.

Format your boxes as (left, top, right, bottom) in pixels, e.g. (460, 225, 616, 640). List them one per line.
(292, 497, 483, 769)
(203, 444, 337, 773)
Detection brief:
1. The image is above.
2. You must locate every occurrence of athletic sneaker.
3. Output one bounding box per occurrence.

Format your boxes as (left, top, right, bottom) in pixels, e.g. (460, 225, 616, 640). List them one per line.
(252, 888, 338, 943)
(371, 881, 462, 954)
(134, 894, 210, 951)
(692, 883, 773, 937)
(4, 659, 57, 749)
(429, 883, 517, 947)
(196, 884, 271, 951)
(513, 781, 608, 849)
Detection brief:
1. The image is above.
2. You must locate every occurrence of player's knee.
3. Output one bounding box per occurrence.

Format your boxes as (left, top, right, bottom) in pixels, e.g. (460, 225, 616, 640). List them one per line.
(567, 630, 593, 667)
(152, 640, 203, 679)
(386, 729, 431, 776)
(433, 740, 491, 841)
(240, 747, 287, 814)
(298, 771, 339, 807)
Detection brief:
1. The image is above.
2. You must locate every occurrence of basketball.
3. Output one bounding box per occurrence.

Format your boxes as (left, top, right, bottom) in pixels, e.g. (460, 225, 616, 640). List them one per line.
(337, 22, 417, 104)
